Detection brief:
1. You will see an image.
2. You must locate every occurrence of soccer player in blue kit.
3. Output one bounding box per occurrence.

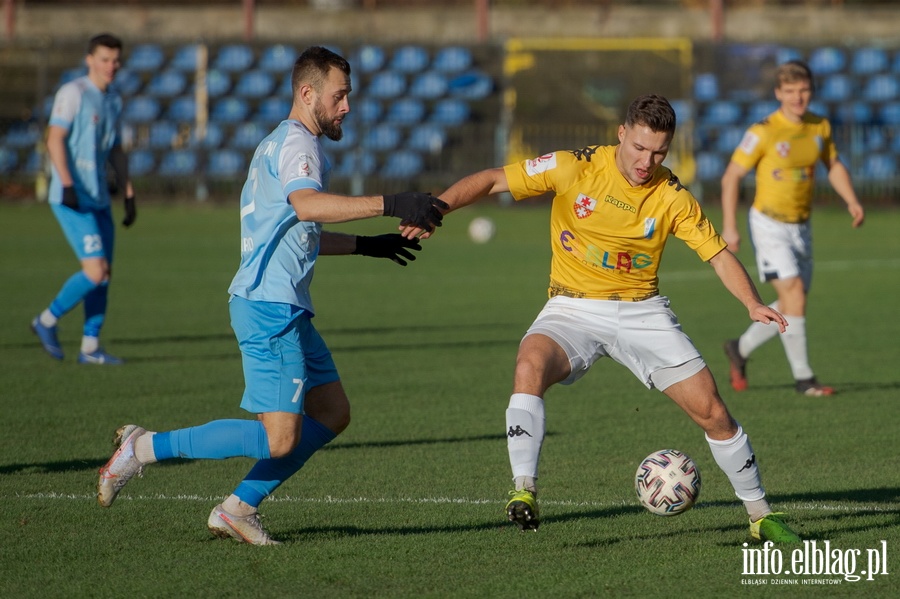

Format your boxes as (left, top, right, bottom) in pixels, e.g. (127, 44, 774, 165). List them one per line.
(31, 33, 137, 364)
(97, 46, 447, 545)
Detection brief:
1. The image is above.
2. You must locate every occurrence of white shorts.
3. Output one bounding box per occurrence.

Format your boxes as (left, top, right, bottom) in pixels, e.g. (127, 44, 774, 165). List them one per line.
(748, 207, 813, 291)
(525, 295, 706, 391)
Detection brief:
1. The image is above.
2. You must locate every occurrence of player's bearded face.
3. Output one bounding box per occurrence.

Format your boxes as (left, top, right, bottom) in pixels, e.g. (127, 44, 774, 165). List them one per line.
(314, 97, 343, 141)
(615, 123, 671, 187)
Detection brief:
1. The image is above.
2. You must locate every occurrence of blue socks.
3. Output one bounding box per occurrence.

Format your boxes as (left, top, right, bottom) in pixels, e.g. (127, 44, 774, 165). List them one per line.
(235, 417, 336, 507)
(153, 419, 271, 461)
(82, 282, 108, 338)
(50, 271, 99, 318)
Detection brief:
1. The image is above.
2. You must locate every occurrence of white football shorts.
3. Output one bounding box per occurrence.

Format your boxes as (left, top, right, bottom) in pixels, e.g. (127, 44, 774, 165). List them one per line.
(748, 207, 813, 291)
(524, 294, 706, 391)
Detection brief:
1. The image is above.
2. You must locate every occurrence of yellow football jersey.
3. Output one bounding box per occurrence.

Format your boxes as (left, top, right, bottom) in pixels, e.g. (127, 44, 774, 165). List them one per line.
(504, 145, 726, 301)
(730, 110, 839, 223)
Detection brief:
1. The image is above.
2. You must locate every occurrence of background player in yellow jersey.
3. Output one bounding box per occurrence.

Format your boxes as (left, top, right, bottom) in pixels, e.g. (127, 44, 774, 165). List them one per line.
(720, 60, 865, 397)
(406, 94, 800, 543)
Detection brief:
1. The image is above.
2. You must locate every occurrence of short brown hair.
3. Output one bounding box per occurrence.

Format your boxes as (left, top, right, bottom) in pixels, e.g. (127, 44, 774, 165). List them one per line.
(624, 94, 676, 135)
(292, 46, 351, 96)
(88, 33, 122, 55)
(775, 60, 813, 89)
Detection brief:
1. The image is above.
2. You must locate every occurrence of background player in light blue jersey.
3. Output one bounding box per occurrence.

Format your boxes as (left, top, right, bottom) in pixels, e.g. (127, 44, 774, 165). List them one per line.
(31, 33, 137, 365)
(97, 46, 447, 545)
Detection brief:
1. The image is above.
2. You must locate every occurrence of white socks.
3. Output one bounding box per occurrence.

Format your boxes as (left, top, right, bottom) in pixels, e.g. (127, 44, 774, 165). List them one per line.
(706, 425, 771, 520)
(738, 302, 780, 357)
(39, 309, 58, 327)
(780, 314, 814, 380)
(81, 336, 100, 355)
(222, 494, 257, 517)
(134, 432, 158, 465)
(506, 393, 545, 491)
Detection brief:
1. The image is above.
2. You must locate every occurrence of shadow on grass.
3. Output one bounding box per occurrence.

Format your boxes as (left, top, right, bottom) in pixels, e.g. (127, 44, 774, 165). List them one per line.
(731, 381, 900, 394)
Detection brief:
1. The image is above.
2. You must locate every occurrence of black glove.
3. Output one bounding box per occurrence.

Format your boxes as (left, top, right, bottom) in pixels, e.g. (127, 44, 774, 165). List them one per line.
(61, 186, 79, 210)
(383, 192, 449, 232)
(352, 234, 422, 266)
(122, 194, 137, 227)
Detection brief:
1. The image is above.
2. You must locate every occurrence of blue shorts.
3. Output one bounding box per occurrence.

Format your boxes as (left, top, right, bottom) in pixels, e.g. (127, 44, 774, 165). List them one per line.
(51, 203, 115, 261)
(230, 295, 339, 415)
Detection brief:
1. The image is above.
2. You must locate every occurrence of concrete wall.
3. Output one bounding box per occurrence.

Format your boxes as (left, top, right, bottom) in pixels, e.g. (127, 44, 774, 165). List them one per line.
(6, 4, 900, 47)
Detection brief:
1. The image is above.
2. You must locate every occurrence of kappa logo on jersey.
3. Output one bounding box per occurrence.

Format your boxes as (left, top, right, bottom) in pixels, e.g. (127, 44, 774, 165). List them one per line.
(666, 174, 684, 191)
(298, 154, 311, 177)
(776, 141, 790, 158)
(525, 153, 556, 176)
(739, 131, 760, 154)
(574, 194, 597, 219)
(569, 145, 600, 162)
(604, 195, 636, 213)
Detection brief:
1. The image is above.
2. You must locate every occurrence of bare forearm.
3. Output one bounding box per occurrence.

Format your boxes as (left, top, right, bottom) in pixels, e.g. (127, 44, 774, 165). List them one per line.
(289, 190, 383, 223)
(710, 249, 764, 311)
(46, 132, 73, 186)
(439, 168, 508, 212)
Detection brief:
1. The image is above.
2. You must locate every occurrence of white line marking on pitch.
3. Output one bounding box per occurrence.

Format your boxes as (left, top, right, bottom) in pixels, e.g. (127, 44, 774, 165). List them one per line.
(11, 492, 894, 512)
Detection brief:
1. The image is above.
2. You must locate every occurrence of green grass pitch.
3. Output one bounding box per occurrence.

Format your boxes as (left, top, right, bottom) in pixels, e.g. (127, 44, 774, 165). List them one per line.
(1, 200, 898, 597)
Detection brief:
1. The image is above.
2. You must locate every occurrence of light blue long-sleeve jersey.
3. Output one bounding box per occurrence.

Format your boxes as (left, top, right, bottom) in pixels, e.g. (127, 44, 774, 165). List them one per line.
(228, 120, 332, 312)
(48, 76, 123, 209)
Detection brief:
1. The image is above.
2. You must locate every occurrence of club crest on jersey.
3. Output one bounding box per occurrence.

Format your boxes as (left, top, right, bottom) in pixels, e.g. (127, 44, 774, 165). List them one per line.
(525, 153, 556, 176)
(298, 154, 311, 177)
(776, 141, 790, 158)
(574, 193, 597, 219)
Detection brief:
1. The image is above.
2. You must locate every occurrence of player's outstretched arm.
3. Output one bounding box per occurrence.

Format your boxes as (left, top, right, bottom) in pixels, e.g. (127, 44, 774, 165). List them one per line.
(398, 167, 510, 239)
(720, 161, 750, 253)
(709, 249, 787, 333)
(319, 231, 422, 266)
(289, 189, 446, 234)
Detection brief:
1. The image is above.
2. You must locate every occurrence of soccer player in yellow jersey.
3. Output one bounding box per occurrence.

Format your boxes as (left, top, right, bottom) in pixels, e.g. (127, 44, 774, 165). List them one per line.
(720, 60, 865, 397)
(408, 95, 800, 543)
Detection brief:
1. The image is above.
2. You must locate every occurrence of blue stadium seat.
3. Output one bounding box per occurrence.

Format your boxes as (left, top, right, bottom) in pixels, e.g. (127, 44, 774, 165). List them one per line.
(429, 98, 470, 126)
(145, 70, 187, 98)
(448, 70, 493, 100)
(745, 101, 779, 124)
(366, 71, 406, 99)
(879, 101, 900, 126)
(361, 124, 402, 151)
(701, 101, 742, 126)
(863, 127, 888, 152)
(278, 73, 293, 97)
(406, 124, 447, 153)
(431, 46, 473, 74)
(158, 150, 198, 177)
(211, 97, 250, 123)
(234, 70, 276, 98)
(695, 152, 725, 181)
(128, 149, 156, 176)
(352, 45, 386, 74)
(167, 96, 197, 122)
(22, 150, 42, 175)
(808, 46, 847, 75)
(409, 71, 448, 100)
(229, 122, 270, 150)
(255, 97, 291, 124)
(353, 98, 383, 125)
(191, 122, 226, 149)
(0, 147, 18, 174)
(693, 73, 719, 102)
(113, 69, 143, 97)
(122, 96, 161, 124)
(385, 98, 426, 126)
(127, 44, 165, 72)
(380, 150, 424, 179)
(834, 101, 873, 125)
(214, 44, 255, 72)
(890, 131, 900, 153)
(390, 45, 429, 74)
(861, 153, 895, 180)
(259, 44, 297, 72)
(205, 69, 232, 98)
(851, 47, 889, 75)
(669, 100, 693, 125)
(862, 75, 899, 102)
(808, 100, 830, 118)
(170, 44, 200, 71)
(333, 151, 377, 178)
(818, 74, 853, 103)
(775, 47, 803, 65)
(207, 149, 246, 178)
(715, 126, 745, 153)
(148, 120, 181, 149)
(3, 122, 40, 148)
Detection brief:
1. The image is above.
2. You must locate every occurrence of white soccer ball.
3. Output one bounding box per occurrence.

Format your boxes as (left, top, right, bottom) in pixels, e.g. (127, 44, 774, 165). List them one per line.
(634, 449, 701, 516)
(467, 216, 496, 244)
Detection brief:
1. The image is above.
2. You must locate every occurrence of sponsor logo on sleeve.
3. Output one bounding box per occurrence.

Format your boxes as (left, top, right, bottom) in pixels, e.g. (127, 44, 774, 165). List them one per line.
(739, 131, 760, 154)
(525, 153, 556, 176)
